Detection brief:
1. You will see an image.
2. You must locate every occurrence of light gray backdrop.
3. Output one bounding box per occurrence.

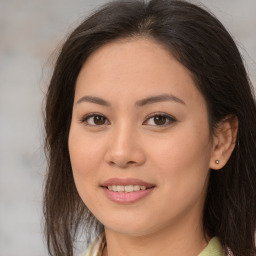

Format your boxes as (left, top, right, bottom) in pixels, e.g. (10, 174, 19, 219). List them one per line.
(0, 0, 255, 255)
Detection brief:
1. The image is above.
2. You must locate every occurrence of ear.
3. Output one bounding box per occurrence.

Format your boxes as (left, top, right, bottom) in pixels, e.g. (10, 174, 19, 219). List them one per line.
(210, 115, 238, 170)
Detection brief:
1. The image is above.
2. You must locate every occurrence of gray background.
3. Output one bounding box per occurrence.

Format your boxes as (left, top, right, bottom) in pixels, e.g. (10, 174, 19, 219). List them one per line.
(0, 0, 255, 255)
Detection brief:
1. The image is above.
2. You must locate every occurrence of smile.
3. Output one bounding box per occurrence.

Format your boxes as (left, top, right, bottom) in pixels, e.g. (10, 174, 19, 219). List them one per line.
(107, 185, 147, 192)
(101, 178, 155, 204)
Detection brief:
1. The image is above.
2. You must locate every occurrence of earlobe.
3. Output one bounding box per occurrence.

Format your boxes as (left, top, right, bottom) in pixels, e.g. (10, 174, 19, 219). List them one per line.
(210, 115, 239, 170)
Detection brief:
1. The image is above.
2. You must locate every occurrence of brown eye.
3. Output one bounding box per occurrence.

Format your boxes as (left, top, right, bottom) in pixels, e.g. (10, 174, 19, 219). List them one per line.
(82, 114, 109, 126)
(144, 113, 176, 126)
(153, 115, 167, 125)
(93, 115, 106, 125)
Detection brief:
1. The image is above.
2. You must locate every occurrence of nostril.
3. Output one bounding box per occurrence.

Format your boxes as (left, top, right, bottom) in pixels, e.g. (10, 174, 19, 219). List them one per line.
(127, 161, 136, 164)
(109, 160, 136, 167)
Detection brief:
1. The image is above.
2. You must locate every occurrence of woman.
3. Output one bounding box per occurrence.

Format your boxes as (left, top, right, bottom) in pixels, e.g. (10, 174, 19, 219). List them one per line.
(43, 0, 256, 256)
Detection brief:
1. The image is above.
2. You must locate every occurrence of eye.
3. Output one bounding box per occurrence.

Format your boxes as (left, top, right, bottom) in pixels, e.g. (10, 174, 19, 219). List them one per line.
(81, 113, 110, 126)
(143, 113, 176, 126)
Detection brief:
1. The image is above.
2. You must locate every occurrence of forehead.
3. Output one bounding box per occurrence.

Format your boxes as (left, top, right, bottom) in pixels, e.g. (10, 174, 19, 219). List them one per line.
(75, 38, 205, 108)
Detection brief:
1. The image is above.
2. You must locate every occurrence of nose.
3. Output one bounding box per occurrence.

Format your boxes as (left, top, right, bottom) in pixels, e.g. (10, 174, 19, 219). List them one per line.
(104, 124, 146, 168)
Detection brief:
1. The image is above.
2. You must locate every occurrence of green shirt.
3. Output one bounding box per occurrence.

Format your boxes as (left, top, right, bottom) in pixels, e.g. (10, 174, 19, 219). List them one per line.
(82, 234, 224, 256)
(199, 237, 224, 256)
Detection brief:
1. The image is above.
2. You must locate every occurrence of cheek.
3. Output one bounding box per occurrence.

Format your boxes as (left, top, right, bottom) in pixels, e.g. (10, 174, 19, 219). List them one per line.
(68, 124, 104, 171)
(150, 128, 211, 168)
(148, 123, 212, 197)
(68, 125, 104, 197)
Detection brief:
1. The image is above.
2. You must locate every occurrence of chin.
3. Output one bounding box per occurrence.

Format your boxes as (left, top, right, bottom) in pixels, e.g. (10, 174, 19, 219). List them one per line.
(100, 215, 164, 237)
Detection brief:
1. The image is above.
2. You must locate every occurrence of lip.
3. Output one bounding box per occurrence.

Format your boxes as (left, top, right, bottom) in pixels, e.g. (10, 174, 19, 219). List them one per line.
(101, 177, 155, 188)
(101, 177, 156, 204)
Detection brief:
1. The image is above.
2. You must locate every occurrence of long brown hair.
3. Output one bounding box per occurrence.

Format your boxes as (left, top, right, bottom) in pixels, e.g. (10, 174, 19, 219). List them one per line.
(43, 0, 256, 255)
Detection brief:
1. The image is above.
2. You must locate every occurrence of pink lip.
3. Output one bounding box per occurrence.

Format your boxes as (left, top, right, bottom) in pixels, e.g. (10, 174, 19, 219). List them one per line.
(101, 177, 156, 204)
(101, 177, 155, 188)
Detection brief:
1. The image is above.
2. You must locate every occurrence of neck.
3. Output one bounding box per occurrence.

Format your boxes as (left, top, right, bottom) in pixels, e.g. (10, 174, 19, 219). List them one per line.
(103, 215, 209, 256)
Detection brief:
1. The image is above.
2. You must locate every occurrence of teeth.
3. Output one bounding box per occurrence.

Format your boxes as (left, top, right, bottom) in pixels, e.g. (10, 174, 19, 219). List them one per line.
(117, 185, 125, 192)
(124, 185, 133, 192)
(107, 185, 148, 192)
(134, 185, 140, 191)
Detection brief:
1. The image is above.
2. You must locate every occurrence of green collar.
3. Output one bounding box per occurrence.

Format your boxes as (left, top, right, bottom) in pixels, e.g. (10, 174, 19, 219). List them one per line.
(199, 237, 224, 256)
(83, 235, 224, 256)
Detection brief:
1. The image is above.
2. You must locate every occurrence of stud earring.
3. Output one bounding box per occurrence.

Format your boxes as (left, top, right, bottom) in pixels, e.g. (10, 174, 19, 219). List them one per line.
(215, 160, 220, 164)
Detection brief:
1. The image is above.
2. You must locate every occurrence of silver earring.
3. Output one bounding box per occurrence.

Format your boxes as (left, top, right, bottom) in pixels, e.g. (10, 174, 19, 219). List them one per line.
(215, 160, 220, 164)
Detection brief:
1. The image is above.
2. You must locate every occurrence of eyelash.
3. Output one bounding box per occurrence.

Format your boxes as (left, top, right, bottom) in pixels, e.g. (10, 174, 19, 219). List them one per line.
(80, 112, 176, 127)
(80, 112, 110, 126)
(144, 112, 176, 127)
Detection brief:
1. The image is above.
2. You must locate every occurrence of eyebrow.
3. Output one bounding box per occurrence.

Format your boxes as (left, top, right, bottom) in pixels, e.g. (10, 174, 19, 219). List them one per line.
(76, 93, 186, 107)
(135, 93, 185, 106)
(76, 95, 110, 106)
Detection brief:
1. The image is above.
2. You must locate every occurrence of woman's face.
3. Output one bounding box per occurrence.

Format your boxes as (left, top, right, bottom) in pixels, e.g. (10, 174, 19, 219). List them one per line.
(69, 38, 215, 237)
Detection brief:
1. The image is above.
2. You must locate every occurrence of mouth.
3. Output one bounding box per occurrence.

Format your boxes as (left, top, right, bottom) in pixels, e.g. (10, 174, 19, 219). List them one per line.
(101, 178, 156, 204)
(104, 184, 153, 192)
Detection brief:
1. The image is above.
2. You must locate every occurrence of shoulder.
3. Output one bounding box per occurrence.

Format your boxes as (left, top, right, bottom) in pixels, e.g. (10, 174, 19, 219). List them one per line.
(82, 233, 106, 256)
(199, 237, 225, 256)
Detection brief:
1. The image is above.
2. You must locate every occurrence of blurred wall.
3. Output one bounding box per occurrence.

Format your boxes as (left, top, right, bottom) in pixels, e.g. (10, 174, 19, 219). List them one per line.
(0, 0, 255, 255)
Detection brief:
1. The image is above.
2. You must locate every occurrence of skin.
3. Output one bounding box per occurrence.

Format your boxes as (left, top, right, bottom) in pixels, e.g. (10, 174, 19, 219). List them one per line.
(68, 38, 237, 256)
